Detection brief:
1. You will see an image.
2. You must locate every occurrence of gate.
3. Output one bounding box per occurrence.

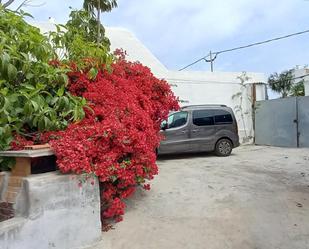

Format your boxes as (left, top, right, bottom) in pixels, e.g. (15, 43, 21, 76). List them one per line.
(298, 96, 309, 147)
(255, 96, 309, 148)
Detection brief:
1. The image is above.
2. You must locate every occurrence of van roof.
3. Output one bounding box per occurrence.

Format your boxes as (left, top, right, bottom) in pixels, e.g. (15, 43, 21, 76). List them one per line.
(181, 104, 228, 110)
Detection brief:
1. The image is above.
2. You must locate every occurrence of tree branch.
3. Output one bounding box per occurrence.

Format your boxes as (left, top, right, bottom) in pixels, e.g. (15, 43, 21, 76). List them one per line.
(3, 0, 15, 8)
(15, 0, 46, 11)
(15, 0, 27, 10)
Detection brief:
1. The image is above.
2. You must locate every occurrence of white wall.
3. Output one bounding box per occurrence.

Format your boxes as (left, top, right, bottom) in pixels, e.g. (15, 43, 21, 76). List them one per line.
(105, 27, 168, 78)
(0, 172, 101, 249)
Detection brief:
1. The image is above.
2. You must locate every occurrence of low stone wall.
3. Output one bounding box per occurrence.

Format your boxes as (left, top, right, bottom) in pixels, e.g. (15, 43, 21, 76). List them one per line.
(0, 172, 102, 249)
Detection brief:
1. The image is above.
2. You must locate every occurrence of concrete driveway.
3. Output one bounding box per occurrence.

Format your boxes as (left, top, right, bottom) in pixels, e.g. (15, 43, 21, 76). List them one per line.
(104, 146, 309, 249)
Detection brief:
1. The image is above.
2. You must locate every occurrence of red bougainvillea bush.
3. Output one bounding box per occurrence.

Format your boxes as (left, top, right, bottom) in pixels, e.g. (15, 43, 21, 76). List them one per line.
(2, 8, 178, 226)
(37, 53, 179, 224)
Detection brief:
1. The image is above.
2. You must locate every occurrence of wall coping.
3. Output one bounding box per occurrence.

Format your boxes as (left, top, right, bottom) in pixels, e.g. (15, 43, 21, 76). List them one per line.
(0, 149, 54, 158)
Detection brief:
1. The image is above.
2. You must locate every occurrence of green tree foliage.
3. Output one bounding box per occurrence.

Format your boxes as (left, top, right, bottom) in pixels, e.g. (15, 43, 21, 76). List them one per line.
(66, 8, 110, 47)
(268, 70, 305, 98)
(290, 80, 305, 97)
(268, 70, 293, 98)
(49, 9, 113, 68)
(83, 0, 117, 15)
(0, 7, 112, 151)
(83, 0, 117, 43)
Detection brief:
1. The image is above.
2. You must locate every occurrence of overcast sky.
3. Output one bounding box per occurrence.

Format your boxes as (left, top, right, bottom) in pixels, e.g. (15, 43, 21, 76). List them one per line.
(9, 0, 309, 75)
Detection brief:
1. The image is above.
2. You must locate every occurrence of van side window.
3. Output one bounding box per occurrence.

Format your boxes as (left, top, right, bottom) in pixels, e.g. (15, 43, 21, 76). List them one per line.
(193, 110, 214, 126)
(167, 111, 188, 128)
(214, 110, 233, 124)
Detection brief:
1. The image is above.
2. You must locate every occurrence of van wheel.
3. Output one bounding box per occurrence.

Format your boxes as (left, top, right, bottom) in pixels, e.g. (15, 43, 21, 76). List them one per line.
(215, 138, 232, 157)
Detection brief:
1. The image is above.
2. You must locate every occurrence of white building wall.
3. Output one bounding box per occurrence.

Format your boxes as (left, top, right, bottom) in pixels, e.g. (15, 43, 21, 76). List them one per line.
(105, 27, 168, 78)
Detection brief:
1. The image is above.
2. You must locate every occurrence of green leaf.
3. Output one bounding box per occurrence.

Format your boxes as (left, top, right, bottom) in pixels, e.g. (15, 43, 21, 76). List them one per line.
(25, 73, 34, 80)
(62, 110, 73, 117)
(61, 74, 69, 86)
(20, 10, 34, 18)
(8, 94, 19, 103)
(44, 116, 50, 129)
(33, 116, 39, 126)
(7, 64, 17, 81)
(0, 95, 5, 109)
(15, 107, 24, 114)
(57, 86, 65, 97)
(88, 68, 98, 80)
(24, 101, 32, 115)
(62, 96, 69, 107)
(50, 96, 59, 105)
(0, 157, 16, 171)
(24, 84, 35, 90)
(1, 53, 10, 73)
(81, 98, 87, 105)
(0, 79, 5, 87)
(38, 117, 45, 131)
(31, 100, 39, 111)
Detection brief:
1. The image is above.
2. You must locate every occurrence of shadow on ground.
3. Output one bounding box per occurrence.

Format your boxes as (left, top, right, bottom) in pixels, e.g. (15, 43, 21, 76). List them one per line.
(157, 151, 238, 161)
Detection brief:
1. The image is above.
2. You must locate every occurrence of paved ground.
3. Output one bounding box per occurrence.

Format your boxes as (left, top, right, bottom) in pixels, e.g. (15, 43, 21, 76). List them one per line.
(103, 146, 309, 249)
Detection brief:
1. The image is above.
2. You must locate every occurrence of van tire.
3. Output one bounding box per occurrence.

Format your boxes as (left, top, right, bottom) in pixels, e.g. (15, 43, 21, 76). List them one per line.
(215, 138, 232, 157)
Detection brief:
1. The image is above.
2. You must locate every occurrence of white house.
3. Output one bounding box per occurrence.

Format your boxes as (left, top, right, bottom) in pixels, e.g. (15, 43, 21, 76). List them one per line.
(33, 23, 267, 143)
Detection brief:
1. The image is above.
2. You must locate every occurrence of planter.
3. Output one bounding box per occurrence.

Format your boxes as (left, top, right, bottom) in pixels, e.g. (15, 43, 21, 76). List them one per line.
(0, 172, 101, 249)
(0, 148, 102, 249)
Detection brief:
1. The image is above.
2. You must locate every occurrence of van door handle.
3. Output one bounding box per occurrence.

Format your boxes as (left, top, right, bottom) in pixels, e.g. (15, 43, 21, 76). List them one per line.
(192, 130, 198, 133)
(181, 131, 187, 134)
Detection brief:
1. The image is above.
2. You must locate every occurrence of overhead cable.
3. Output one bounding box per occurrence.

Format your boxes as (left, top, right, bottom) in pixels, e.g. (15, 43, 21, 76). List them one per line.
(179, 29, 309, 71)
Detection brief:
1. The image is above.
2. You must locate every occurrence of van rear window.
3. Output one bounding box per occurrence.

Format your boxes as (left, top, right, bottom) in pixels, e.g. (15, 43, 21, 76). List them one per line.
(193, 109, 233, 126)
(193, 110, 214, 126)
(214, 110, 233, 124)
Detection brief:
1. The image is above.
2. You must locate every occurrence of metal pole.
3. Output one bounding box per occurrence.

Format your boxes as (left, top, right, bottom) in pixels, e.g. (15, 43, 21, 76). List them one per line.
(209, 51, 214, 72)
(252, 83, 256, 144)
(295, 97, 300, 148)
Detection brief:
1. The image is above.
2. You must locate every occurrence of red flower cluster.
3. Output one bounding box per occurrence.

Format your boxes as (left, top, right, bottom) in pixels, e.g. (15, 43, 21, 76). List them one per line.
(10, 134, 35, 150)
(43, 56, 179, 223)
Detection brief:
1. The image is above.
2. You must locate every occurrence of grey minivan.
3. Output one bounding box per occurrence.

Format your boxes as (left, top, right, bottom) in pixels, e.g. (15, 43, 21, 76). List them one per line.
(158, 105, 240, 156)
